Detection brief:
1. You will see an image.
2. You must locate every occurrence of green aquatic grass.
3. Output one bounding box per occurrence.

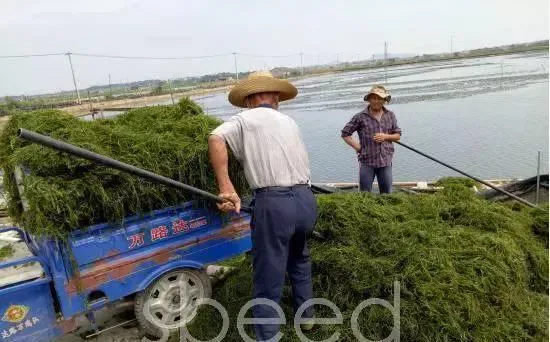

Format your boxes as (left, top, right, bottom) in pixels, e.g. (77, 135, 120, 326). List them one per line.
(187, 184, 548, 341)
(0, 98, 248, 238)
(0, 245, 14, 260)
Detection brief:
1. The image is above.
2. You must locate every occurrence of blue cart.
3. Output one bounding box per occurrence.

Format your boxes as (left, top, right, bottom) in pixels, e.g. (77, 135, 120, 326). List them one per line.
(0, 202, 251, 341)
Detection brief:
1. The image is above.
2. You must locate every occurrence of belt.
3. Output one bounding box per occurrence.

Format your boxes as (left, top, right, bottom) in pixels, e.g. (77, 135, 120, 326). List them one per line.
(253, 183, 310, 193)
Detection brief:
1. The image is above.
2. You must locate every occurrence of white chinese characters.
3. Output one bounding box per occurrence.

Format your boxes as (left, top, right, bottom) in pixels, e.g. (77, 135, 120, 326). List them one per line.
(1, 316, 40, 339)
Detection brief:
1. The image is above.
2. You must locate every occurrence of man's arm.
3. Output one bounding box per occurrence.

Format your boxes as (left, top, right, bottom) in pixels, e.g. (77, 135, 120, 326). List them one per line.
(341, 115, 361, 152)
(208, 135, 241, 213)
(385, 133, 401, 142)
(373, 132, 401, 143)
(342, 136, 361, 152)
(389, 112, 402, 141)
(374, 112, 401, 143)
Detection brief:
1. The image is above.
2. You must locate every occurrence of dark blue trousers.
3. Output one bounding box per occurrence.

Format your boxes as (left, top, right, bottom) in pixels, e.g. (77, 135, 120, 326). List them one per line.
(359, 163, 393, 194)
(251, 185, 317, 341)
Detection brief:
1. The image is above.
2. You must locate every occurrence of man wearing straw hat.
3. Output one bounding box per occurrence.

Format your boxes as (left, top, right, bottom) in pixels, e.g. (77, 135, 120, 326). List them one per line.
(341, 85, 402, 193)
(208, 71, 317, 340)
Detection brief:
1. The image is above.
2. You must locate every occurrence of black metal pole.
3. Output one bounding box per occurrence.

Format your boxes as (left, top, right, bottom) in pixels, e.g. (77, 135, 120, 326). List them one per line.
(395, 141, 536, 208)
(17, 128, 251, 213)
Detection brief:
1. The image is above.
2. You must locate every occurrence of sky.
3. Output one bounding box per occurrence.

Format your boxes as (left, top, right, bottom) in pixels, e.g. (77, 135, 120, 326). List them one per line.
(0, 0, 548, 96)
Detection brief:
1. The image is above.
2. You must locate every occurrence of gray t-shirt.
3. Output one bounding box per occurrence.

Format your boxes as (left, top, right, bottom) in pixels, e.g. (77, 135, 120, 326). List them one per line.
(211, 107, 311, 189)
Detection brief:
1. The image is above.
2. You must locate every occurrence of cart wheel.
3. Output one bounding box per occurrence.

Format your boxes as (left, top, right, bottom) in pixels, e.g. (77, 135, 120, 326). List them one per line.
(134, 268, 211, 339)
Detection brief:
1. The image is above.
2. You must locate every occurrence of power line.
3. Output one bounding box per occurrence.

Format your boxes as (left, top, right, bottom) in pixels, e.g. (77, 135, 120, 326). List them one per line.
(0, 51, 318, 60)
(71, 52, 232, 60)
(0, 53, 65, 58)
(239, 53, 299, 58)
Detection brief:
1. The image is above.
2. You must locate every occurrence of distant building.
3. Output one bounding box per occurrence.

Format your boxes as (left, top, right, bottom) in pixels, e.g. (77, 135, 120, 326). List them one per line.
(270, 67, 295, 78)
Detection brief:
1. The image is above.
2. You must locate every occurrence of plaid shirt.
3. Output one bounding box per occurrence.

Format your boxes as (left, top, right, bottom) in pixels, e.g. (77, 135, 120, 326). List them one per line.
(341, 106, 402, 167)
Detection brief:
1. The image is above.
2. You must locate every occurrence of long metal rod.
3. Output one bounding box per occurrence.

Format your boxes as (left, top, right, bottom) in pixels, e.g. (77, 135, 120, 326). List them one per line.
(85, 319, 136, 338)
(536, 151, 541, 204)
(395, 141, 536, 208)
(17, 129, 251, 213)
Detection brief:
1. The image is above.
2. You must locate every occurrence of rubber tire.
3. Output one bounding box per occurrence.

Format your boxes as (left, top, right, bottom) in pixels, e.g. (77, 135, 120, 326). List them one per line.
(134, 268, 212, 340)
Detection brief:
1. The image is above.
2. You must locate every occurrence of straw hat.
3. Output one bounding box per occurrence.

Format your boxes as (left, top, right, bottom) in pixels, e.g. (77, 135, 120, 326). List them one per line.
(228, 71, 298, 108)
(364, 85, 391, 102)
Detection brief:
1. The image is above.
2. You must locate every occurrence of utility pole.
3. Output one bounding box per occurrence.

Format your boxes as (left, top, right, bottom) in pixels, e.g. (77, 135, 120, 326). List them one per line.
(536, 151, 541, 204)
(168, 79, 175, 105)
(65, 52, 81, 104)
(108, 73, 112, 97)
(450, 36, 454, 77)
(384, 42, 388, 83)
(500, 60, 504, 88)
(300, 52, 304, 76)
(232, 52, 239, 80)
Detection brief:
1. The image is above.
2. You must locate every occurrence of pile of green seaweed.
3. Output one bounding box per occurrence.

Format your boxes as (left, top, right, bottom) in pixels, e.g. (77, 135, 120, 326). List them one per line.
(0, 98, 247, 238)
(187, 181, 548, 341)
